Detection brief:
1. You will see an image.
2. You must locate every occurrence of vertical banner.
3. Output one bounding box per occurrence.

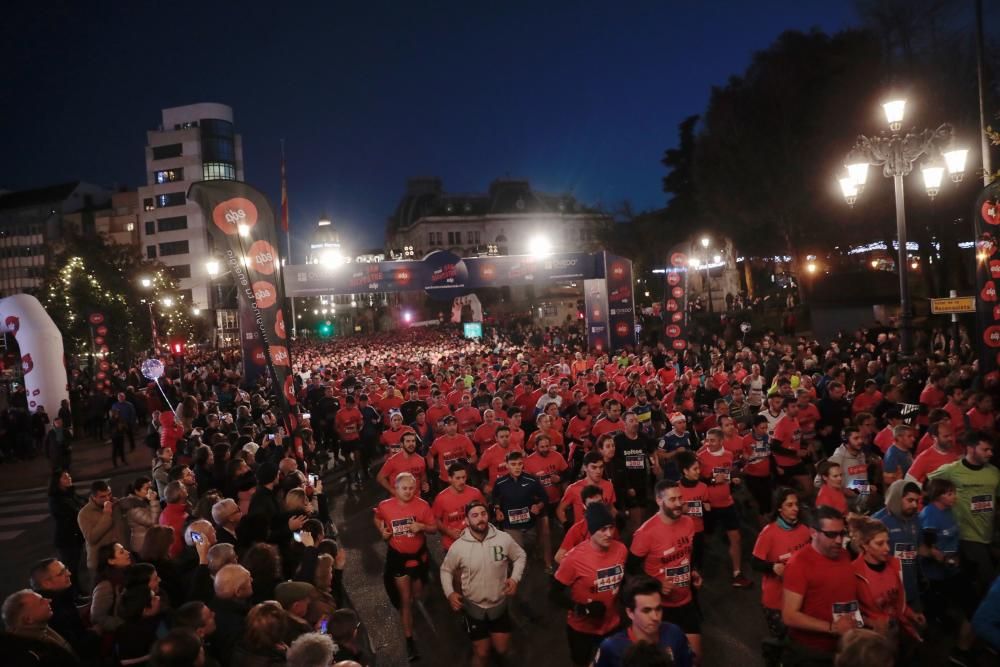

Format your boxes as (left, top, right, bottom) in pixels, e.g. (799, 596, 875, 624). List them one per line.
(974, 182, 1000, 381)
(663, 246, 691, 367)
(239, 303, 267, 387)
(584, 278, 609, 352)
(188, 181, 297, 418)
(605, 252, 636, 351)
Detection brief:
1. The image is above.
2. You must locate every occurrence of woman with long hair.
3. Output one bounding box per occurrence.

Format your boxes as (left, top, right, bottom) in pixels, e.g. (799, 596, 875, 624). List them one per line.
(232, 601, 289, 666)
(137, 525, 184, 607)
(119, 476, 161, 553)
(47, 469, 86, 596)
(242, 543, 282, 604)
(90, 542, 132, 632)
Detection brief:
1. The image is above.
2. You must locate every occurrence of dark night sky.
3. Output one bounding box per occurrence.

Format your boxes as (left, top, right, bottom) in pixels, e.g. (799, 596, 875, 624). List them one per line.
(2, 1, 861, 256)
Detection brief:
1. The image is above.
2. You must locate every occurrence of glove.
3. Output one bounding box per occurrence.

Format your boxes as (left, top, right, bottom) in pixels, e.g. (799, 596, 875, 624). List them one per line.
(573, 601, 606, 618)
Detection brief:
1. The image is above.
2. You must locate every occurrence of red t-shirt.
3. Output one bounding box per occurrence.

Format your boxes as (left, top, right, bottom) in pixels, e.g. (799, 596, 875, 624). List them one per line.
(378, 452, 427, 489)
(629, 514, 696, 607)
(782, 545, 859, 653)
(853, 555, 905, 626)
(380, 426, 415, 457)
(874, 427, 895, 454)
(557, 519, 620, 553)
(772, 416, 802, 468)
(431, 485, 485, 550)
(919, 385, 946, 411)
(851, 391, 882, 416)
(567, 416, 594, 443)
(561, 478, 617, 523)
(592, 417, 625, 439)
(697, 447, 735, 509)
(554, 540, 627, 635)
(374, 496, 434, 554)
(722, 433, 744, 458)
(742, 432, 771, 477)
(335, 407, 364, 441)
(798, 403, 821, 436)
(752, 521, 811, 609)
(678, 481, 709, 532)
(527, 428, 565, 453)
(524, 451, 569, 503)
(816, 485, 849, 515)
(426, 405, 453, 433)
(477, 443, 521, 486)
(966, 407, 994, 432)
(378, 395, 403, 420)
(907, 446, 961, 483)
(472, 422, 499, 452)
(944, 402, 966, 438)
(428, 434, 477, 481)
(455, 406, 483, 435)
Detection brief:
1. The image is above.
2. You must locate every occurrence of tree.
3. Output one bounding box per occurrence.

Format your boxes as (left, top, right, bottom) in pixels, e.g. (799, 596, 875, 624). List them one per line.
(661, 115, 701, 240)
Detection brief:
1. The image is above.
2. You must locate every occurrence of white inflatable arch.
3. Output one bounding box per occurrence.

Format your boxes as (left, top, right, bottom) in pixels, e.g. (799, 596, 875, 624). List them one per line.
(0, 294, 69, 413)
(451, 293, 483, 323)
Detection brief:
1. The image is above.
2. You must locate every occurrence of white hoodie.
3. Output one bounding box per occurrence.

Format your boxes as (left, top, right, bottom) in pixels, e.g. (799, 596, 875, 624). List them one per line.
(440, 523, 526, 611)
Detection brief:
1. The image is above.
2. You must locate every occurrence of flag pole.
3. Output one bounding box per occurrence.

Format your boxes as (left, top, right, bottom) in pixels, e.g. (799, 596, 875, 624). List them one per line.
(281, 139, 298, 338)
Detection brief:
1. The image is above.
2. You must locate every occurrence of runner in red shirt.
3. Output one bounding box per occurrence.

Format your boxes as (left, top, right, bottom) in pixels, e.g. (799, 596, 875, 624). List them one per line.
(425, 392, 453, 436)
(750, 488, 811, 638)
(697, 427, 752, 588)
(675, 450, 710, 568)
(454, 394, 483, 437)
(627, 479, 702, 659)
(554, 486, 620, 564)
(815, 460, 849, 515)
(507, 411, 526, 451)
(771, 397, 811, 498)
(472, 409, 500, 452)
(374, 470, 437, 661)
(851, 516, 922, 643)
(557, 451, 617, 526)
(591, 400, 625, 439)
(742, 415, 773, 520)
(552, 502, 627, 666)
(431, 464, 485, 550)
(477, 425, 521, 494)
(526, 413, 565, 453)
(380, 411, 415, 457)
(335, 395, 365, 478)
(781, 506, 861, 658)
(524, 435, 569, 571)
(720, 415, 744, 458)
(377, 432, 429, 495)
(427, 416, 477, 484)
(907, 420, 960, 484)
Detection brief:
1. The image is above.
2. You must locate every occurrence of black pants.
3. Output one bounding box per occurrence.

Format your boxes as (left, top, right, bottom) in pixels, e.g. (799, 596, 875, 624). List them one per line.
(111, 436, 127, 466)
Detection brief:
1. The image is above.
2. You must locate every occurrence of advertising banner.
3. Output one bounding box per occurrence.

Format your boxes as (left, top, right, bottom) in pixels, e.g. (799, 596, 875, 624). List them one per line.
(605, 253, 636, 351)
(663, 246, 691, 364)
(973, 181, 1000, 381)
(584, 278, 610, 352)
(188, 181, 297, 416)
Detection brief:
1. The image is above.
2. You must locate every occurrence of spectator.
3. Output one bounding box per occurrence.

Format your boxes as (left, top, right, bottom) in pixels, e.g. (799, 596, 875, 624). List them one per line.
(120, 476, 162, 553)
(47, 470, 86, 597)
(210, 564, 254, 665)
(77, 480, 127, 583)
(90, 541, 131, 632)
(286, 632, 335, 667)
(1, 589, 78, 665)
(231, 600, 289, 666)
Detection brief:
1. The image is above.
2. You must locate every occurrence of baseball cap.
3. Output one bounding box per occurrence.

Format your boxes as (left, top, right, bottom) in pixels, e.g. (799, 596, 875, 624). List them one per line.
(274, 581, 316, 609)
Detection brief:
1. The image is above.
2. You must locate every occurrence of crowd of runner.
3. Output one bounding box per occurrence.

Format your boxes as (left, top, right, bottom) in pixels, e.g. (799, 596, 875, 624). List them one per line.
(2, 323, 1000, 667)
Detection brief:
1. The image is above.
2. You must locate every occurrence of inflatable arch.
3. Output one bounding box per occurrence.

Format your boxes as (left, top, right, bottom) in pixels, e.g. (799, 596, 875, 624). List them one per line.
(0, 294, 69, 413)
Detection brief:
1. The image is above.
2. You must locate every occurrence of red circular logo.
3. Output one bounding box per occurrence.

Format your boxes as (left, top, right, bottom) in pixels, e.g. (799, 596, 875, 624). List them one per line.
(252, 281, 277, 309)
(667, 272, 681, 286)
(251, 347, 267, 366)
(270, 345, 290, 367)
(665, 299, 678, 312)
(671, 311, 684, 323)
(395, 269, 412, 285)
(615, 322, 630, 337)
(982, 200, 1000, 226)
(94, 336, 105, 346)
(985, 325, 1000, 348)
(666, 324, 681, 338)
(671, 286, 684, 299)
(274, 311, 286, 340)
(671, 338, 688, 350)
(96, 325, 108, 336)
(670, 252, 688, 268)
(982, 281, 997, 303)
(212, 197, 258, 235)
(248, 240, 279, 275)
(88, 313, 104, 325)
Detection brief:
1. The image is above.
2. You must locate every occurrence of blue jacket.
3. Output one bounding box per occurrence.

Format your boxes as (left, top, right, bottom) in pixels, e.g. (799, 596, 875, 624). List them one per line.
(492, 472, 547, 530)
(972, 576, 1000, 650)
(595, 623, 693, 667)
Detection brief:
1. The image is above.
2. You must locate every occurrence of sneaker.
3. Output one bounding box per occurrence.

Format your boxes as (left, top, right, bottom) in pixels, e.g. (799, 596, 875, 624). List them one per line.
(406, 637, 420, 662)
(731, 573, 753, 588)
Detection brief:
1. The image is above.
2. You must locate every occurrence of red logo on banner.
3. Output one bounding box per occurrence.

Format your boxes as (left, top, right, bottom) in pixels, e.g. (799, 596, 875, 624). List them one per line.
(994, 305, 1000, 322)
(615, 322, 630, 337)
(252, 281, 277, 309)
(284, 375, 297, 404)
(96, 371, 106, 380)
(3, 315, 19, 336)
(983, 200, 1000, 226)
(671, 338, 688, 350)
(665, 324, 681, 338)
(671, 311, 684, 323)
(99, 361, 110, 371)
(990, 261, 1000, 280)
(21, 354, 33, 375)
(667, 272, 681, 286)
(274, 311, 286, 339)
(94, 336, 105, 346)
(670, 252, 688, 268)
(88, 313, 104, 325)
(982, 281, 997, 302)
(610, 262, 626, 279)
(395, 269, 412, 285)
(979, 234, 997, 258)
(671, 286, 684, 299)
(251, 347, 267, 366)
(270, 345, 290, 367)
(96, 325, 108, 336)
(985, 325, 1000, 348)
(591, 308, 602, 319)
(248, 240, 279, 275)
(665, 299, 678, 312)
(212, 197, 258, 235)
(480, 264, 496, 281)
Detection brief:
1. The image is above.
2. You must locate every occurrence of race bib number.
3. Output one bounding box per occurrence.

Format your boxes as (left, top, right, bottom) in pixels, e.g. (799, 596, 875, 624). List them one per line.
(750, 442, 769, 462)
(539, 474, 553, 487)
(595, 564, 624, 592)
(713, 467, 731, 483)
(664, 564, 691, 588)
(849, 479, 872, 494)
(971, 495, 994, 513)
(894, 543, 916, 565)
(832, 600, 864, 628)
(508, 507, 531, 525)
(444, 456, 466, 469)
(626, 453, 646, 470)
(685, 500, 703, 518)
(391, 517, 414, 536)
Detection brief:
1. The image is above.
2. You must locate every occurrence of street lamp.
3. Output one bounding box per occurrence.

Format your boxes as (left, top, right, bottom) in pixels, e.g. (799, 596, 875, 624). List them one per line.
(161, 297, 174, 308)
(529, 235, 553, 257)
(192, 307, 201, 316)
(206, 260, 220, 277)
(140, 277, 152, 288)
(700, 237, 710, 249)
(841, 97, 967, 355)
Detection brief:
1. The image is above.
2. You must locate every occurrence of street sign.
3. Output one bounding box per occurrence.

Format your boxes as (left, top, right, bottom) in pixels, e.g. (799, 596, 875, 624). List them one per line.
(930, 296, 976, 314)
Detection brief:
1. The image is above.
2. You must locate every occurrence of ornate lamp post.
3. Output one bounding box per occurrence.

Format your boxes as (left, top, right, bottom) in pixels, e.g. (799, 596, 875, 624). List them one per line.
(840, 98, 967, 356)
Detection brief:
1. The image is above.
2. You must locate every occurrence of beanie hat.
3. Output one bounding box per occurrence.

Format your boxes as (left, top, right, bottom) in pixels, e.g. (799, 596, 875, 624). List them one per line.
(585, 502, 614, 535)
(256, 461, 279, 485)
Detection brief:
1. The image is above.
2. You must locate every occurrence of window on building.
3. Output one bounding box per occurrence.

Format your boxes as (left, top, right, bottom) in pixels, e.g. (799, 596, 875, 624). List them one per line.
(126, 222, 135, 232)
(152, 143, 183, 160)
(169, 264, 192, 279)
(154, 168, 184, 184)
(428, 232, 437, 246)
(467, 231, 480, 245)
(202, 162, 235, 181)
(145, 221, 156, 236)
(447, 231, 460, 245)
(435, 232, 443, 246)
(143, 198, 155, 211)
(146, 245, 157, 259)
(156, 192, 185, 208)
(158, 240, 189, 256)
(157, 216, 188, 233)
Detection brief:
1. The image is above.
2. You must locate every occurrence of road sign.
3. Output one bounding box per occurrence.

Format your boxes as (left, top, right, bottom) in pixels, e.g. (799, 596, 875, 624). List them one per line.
(930, 296, 976, 314)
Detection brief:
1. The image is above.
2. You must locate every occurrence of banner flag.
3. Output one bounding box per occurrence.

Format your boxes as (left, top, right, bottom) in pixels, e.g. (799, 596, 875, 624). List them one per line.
(663, 245, 691, 368)
(584, 278, 610, 352)
(188, 181, 297, 417)
(973, 181, 1000, 381)
(605, 253, 636, 351)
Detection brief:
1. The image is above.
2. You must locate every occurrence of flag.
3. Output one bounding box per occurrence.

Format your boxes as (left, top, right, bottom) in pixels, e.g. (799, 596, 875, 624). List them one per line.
(280, 144, 289, 233)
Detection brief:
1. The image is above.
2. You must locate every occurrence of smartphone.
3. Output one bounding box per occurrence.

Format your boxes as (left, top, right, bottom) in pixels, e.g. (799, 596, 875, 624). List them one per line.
(293, 531, 302, 543)
(309, 473, 318, 486)
(267, 434, 275, 441)
(302, 413, 311, 420)
(191, 531, 203, 544)
(319, 616, 328, 634)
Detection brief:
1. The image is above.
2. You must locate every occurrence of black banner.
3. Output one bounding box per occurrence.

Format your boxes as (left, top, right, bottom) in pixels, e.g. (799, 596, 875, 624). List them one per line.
(663, 246, 691, 364)
(974, 181, 1000, 381)
(188, 181, 297, 416)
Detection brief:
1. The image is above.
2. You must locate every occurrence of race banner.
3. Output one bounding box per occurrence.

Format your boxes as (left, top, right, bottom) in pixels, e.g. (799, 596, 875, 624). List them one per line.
(663, 245, 691, 367)
(188, 181, 297, 416)
(974, 181, 1000, 381)
(605, 253, 636, 351)
(584, 278, 609, 352)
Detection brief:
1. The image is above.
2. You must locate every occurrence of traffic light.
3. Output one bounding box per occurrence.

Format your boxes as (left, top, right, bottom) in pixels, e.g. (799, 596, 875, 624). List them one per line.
(318, 321, 333, 338)
(169, 339, 185, 357)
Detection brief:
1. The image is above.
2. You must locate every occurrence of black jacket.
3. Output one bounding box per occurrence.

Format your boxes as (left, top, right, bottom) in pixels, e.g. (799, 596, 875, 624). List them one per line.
(209, 597, 250, 667)
(47, 489, 85, 549)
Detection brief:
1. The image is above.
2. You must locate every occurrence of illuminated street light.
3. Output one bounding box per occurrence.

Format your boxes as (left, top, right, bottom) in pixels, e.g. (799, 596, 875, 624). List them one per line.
(943, 148, 968, 182)
(162, 297, 174, 308)
(403, 310, 413, 323)
(206, 260, 220, 277)
(238, 224, 250, 237)
(883, 99, 906, 132)
(529, 235, 552, 257)
(192, 307, 201, 316)
(140, 277, 152, 288)
(871, 260, 879, 269)
(921, 162, 944, 199)
(321, 249, 344, 267)
(911, 260, 919, 270)
(846, 162, 869, 192)
(839, 177, 858, 207)
(806, 262, 818, 274)
(312, 309, 318, 315)
(688, 257, 701, 268)
(350, 300, 357, 308)
(712, 255, 721, 265)
(700, 237, 710, 249)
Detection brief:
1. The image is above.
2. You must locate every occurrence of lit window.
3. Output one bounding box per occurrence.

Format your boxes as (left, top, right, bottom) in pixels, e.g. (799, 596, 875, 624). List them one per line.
(126, 222, 135, 232)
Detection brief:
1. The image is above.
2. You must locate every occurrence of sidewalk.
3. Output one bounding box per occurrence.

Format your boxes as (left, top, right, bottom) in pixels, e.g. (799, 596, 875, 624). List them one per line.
(0, 432, 149, 492)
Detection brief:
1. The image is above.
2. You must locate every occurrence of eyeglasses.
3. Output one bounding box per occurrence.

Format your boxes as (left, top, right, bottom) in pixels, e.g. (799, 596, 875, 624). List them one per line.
(819, 529, 848, 540)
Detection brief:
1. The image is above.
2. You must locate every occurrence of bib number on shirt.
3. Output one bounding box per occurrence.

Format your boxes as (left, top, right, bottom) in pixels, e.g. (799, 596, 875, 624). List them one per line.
(595, 564, 624, 592)
(750, 443, 769, 462)
(971, 495, 994, 513)
(894, 543, 916, 565)
(626, 453, 646, 470)
(664, 564, 691, 588)
(848, 479, 872, 494)
(713, 467, 731, 483)
(685, 500, 703, 518)
(508, 507, 531, 525)
(832, 601, 864, 628)
(391, 517, 415, 536)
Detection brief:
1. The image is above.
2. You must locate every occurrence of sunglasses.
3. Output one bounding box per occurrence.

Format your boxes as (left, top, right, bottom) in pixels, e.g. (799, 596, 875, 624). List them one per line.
(819, 529, 848, 540)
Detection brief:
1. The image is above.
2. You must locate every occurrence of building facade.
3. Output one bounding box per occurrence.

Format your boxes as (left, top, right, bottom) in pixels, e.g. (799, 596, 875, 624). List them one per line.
(137, 103, 244, 320)
(92, 190, 141, 247)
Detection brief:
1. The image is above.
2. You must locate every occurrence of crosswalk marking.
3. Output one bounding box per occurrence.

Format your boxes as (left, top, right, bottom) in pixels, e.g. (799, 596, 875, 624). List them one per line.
(0, 477, 112, 543)
(0, 513, 48, 527)
(0, 501, 49, 512)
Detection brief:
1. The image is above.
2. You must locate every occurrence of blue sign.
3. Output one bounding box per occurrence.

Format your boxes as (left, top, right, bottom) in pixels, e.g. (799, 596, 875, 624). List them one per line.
(463, 322, 483, 339)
